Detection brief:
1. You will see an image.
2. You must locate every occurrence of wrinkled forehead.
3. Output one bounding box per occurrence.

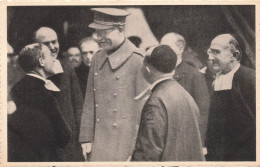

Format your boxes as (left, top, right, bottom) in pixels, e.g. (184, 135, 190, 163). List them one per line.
(36, 30, 58, 42)
(81, 41, 99, 50)
(67, 47, 81, 55)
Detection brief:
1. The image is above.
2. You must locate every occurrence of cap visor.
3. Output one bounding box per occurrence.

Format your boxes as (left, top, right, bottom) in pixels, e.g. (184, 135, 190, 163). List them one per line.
(89, 22, 113, 30)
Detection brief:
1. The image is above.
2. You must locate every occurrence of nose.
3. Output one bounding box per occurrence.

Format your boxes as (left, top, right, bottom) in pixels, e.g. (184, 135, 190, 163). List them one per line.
(86, 53, 93, 59)
(208, 54, 215, 60)
(50, 43, 56, 50)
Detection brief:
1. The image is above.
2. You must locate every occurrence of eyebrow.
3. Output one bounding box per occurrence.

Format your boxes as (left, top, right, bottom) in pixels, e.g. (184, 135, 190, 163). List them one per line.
(42, 40, 57, 44)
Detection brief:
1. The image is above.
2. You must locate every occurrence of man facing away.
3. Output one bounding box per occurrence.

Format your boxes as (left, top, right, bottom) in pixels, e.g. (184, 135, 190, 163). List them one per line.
(34, 27, 84, 161)
(160, 32, 210, 146)
(8, 44, 71, 162)
(79, 8, 148, 161)
(206, 34, 255, 161)
(131, 45, 204, 161)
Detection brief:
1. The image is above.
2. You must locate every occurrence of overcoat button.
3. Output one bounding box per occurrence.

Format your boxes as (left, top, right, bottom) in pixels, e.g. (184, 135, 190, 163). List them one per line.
(93, 89, 96, 91)
(114, 109, 117, 112)
(114, 93, 117, 96)
(113, 123, 117, 127)
(95, 73, 98, 76)
(116, 76, 120, 80)
(97, 118, 100, 122)
(95, 104, 99, 107)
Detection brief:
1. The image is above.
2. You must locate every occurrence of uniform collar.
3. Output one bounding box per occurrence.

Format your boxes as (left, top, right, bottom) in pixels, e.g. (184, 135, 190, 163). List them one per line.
(99, 39, 136, 70)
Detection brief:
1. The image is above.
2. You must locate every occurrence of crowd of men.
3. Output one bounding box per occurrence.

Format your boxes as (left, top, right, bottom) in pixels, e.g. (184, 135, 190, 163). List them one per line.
(7, 8, 255, 162)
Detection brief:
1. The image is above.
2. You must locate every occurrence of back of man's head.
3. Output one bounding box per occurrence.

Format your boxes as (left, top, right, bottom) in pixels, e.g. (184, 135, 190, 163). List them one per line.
(18, 43, 43, 73)
(160, 32, 186, 55)
(145, 45, 177, 73)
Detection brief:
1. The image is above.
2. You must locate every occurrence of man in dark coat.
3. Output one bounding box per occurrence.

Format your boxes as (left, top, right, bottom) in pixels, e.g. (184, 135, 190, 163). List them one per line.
(75, 37, 100, 97)
(132, 45, 204, 161)
(8, 44, 71, 162)
(34, 27, 84, 161)
(160, 32, 210, 146)
(206, 34, 255, 161)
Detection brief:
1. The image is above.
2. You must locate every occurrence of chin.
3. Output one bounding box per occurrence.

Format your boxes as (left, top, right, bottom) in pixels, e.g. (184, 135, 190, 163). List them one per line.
(51, 53, 58, 58)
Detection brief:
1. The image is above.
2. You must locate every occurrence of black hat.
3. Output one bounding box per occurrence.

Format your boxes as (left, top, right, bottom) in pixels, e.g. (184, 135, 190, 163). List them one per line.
(89, 8, 130, 29)
(145, 45, 177, 73)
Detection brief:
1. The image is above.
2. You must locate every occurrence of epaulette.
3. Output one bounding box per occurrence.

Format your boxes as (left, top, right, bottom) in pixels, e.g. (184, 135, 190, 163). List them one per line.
(133, 48, 144, 57)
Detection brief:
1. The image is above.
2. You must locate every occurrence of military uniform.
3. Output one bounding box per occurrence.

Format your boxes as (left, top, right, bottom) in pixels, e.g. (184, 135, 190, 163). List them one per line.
(79, 38, 148, 161)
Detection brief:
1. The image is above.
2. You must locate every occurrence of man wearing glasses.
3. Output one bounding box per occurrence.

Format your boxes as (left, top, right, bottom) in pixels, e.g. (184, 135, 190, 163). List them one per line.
(79, 8, 148, 161)
(206, 34, 255, 161)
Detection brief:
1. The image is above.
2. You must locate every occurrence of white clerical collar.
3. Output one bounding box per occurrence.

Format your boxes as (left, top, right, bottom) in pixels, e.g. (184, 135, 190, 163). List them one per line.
(26, 73, 60, 92)
(52, 59, 64, 74)
(134, 74, 174, 101)
(176, 58, 182, 67)
(213, 63, 240, 91)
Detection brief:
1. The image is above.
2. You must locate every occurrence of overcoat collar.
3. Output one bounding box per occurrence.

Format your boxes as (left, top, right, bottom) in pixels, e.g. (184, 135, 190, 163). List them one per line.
(173, 61, 187, 81)
(98, 39, 136, 70)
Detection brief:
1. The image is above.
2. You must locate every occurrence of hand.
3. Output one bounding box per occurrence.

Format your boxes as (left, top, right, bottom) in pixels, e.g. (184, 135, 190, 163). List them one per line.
(127, 156, 131, 161)
(81, 143, 92, 160)
(7, 101, 16, 114)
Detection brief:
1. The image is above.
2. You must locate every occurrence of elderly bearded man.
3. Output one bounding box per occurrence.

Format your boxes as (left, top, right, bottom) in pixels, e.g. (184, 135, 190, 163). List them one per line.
(206, 34, 256, 161)
(79, 8, 148, 161)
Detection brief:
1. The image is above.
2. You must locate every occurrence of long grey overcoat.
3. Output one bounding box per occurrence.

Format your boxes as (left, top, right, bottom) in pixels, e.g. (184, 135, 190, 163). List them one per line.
(79, 39, 148, 161)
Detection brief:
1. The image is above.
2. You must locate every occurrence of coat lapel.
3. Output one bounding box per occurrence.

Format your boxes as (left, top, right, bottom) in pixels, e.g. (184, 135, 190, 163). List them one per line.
(108, 39, 135, 70)
(173, 61, 187, 81)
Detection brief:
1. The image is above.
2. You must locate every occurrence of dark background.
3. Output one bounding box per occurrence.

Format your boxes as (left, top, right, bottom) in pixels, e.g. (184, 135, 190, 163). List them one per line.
(7, 5, 255, 68)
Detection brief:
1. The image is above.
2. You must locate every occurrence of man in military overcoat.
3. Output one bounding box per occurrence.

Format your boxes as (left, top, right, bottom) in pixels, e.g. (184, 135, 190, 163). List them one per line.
(79, 8, 148, 161)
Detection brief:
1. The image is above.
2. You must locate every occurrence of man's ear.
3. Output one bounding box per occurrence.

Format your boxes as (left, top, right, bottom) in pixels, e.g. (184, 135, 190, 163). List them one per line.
(39, 58, 45, 67)
(231, 50, 240, 62)
(118, 26, 125, 33)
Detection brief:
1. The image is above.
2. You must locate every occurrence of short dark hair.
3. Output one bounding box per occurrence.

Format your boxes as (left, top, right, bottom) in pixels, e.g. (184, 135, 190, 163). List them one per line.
(18, 44, 44, 73)
(145, 45, 177, 73)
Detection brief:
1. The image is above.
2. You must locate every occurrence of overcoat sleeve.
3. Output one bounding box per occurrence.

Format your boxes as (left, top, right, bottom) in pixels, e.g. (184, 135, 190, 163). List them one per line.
(79, 56, 96, 143)
(70, 68, 84, 134)
(131, 97, 167, 161)
(191, 71, 210, 144)
(8, 95, 71, 148)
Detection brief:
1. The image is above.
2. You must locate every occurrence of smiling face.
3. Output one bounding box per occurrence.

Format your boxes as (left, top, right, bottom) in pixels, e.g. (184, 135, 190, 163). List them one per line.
(94, 27, 124, 51)
(35, 27, 60, 58)
(207, 35, 234, 73)
(41, 45, 56, 76)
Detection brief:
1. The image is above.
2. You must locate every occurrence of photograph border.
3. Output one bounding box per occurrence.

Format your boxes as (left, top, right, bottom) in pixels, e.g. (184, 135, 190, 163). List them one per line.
(1, 0, 259, 166)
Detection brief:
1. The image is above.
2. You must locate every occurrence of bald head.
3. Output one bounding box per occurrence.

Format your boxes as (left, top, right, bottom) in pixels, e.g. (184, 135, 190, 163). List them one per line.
(34, 27, 60, 58)
(208, 33, 241, 73)
(160, 32, 186, 56)
(211, 34, 241, 58)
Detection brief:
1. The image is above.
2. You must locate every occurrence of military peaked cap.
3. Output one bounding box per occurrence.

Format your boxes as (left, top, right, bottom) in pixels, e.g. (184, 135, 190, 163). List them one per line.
(89, 8, 130, 29)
